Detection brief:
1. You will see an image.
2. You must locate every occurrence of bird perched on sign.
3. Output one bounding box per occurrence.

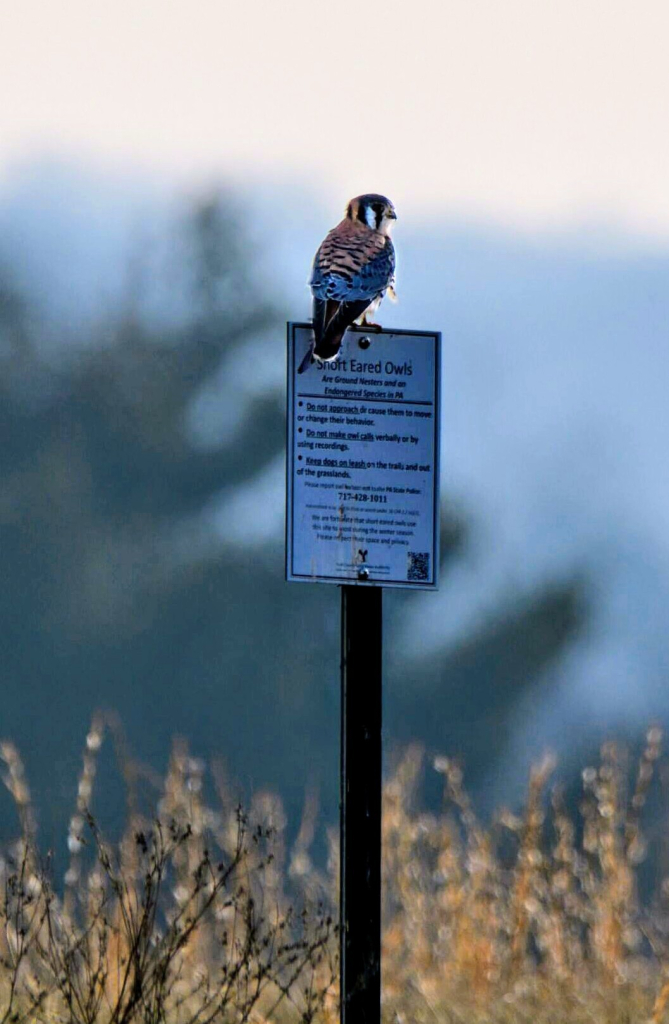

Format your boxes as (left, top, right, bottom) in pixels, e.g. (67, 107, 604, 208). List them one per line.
(297, 194, 397, 374)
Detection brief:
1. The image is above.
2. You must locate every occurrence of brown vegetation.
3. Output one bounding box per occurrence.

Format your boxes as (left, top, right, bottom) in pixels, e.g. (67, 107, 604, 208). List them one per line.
(2, 719, 669, 1023)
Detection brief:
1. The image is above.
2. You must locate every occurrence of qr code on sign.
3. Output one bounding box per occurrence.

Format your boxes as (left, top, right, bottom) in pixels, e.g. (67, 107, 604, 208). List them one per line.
(407, 551, 430, 582)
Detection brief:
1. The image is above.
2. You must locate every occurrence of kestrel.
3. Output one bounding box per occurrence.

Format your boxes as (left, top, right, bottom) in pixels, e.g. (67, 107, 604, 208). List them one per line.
(297, 194, 397, 374)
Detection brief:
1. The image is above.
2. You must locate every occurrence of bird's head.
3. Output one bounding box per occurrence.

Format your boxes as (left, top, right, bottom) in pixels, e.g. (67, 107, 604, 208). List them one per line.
(346, 194, 397, 235)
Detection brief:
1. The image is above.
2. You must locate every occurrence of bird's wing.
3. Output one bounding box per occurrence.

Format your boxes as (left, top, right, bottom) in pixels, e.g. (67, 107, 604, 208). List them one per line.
(343, 242, 395, 301)
(311, 222, 394, 302)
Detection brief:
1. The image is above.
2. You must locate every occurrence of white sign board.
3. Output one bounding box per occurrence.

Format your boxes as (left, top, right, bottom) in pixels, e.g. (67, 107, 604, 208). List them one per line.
(286, 323, 440, 589)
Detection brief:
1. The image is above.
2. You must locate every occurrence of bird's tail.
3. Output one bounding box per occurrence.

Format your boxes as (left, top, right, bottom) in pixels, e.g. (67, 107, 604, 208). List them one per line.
(296, 332, 342, 373)
(298, 297, 371, 373)
(315, 326, 347, 361)
(297, 344, 315, 375)
(315, 299, 370, 360)
(298, 298, 341, 373)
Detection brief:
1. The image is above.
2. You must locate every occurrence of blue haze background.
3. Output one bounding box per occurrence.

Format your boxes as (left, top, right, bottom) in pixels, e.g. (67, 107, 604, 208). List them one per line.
(1, 161, 668, 851)
(1, 0, 669, 852)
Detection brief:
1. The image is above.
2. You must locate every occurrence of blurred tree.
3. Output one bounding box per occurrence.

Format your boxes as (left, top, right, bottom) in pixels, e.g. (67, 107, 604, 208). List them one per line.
(0, 192, 586, 852)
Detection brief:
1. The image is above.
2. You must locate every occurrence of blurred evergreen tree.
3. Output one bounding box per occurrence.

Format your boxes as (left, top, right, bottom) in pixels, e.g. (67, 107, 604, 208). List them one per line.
(0, 193, 585, 850)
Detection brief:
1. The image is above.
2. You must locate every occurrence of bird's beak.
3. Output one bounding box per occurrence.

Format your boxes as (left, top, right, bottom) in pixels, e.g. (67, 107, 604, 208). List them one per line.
(388, 209, 397, 220)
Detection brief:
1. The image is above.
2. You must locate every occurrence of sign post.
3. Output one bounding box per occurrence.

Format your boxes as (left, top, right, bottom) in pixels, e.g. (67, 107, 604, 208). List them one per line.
(286, 323, 441, 1024)
(340, 582, 382, 1023)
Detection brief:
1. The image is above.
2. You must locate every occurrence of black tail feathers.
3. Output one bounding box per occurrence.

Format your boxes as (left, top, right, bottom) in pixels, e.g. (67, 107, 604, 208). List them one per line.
(318, 299, 369, 357)
(296, 330, 343, 374)
(298, 297, 371, 374)
(297, 344, 314, 375)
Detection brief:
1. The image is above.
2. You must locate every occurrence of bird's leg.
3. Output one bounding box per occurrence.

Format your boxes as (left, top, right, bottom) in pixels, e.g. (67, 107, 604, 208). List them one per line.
(359, 313, 382, 332)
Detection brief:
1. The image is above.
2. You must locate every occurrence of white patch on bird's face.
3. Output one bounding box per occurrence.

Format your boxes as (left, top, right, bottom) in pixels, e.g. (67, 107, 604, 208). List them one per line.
(379, 213, 395, 236)
(364, 204, 378, 229)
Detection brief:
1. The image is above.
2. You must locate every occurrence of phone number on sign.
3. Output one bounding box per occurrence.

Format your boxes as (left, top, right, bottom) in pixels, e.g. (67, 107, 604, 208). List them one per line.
(338, 492, 388, 504)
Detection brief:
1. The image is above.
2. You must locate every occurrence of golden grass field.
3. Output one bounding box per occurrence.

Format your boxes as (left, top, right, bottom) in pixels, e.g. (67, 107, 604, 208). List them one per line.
(2, 717, 669, 1023)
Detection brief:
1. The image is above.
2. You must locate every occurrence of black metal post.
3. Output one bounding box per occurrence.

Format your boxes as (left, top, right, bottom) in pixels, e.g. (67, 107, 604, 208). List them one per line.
(340, 584, 382, 1024)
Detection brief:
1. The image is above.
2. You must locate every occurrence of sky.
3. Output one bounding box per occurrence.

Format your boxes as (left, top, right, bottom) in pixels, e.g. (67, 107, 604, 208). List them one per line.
(2, 0, 669, 235)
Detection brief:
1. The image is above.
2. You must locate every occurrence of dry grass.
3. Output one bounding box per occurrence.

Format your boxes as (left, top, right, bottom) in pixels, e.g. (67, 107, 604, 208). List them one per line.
(2, 717, 669, 1022)
(0, 718, 336, 1024)
(382, 732, 668, 1024)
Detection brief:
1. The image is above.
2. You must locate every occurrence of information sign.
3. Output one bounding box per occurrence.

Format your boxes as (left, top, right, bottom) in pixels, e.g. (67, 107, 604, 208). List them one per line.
(286, 323, 440, 589)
